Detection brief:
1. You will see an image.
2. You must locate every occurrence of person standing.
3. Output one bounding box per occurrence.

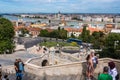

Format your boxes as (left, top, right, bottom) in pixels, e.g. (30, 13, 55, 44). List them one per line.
(86, 54, 94, 80)
(91, 52, 98, 69)
(18, 59, 25, 80)
(108, 61, 119, 80)
(14, 59, 20, 80)
(18, 59, 24, 73)
(98, 66, 112, 80)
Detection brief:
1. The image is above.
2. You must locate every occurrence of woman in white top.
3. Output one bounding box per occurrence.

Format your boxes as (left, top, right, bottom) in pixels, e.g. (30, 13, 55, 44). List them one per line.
(108, 61, 118, 80)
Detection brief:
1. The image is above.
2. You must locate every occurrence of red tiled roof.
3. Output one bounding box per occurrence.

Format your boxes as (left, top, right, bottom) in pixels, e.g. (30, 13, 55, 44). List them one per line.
(105, 24, 114, 28)
(14, 26, 41, 32)
(27, 27, 41, 32)
(65, 27, 82, 32)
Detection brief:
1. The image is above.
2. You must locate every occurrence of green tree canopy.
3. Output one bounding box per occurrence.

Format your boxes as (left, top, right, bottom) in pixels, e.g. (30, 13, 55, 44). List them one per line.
(39, 27, 67, 39)
(71, 33, 76, 38)
(105, 33, 120, 49)
(80, 24, 90, 42)
(0, 18, 15, 54)
(91, 31, 105, 49)
(39, 29, 50, 37)
(19, 28, 29, 37)
(98, 33, 120, 59)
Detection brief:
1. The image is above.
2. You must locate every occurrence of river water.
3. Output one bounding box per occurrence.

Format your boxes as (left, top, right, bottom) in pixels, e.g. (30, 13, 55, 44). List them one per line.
(3, 15, 80, 28)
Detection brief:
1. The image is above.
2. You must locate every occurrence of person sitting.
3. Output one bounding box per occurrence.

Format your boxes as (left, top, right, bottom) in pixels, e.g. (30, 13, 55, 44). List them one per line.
(98, 66, 112, 80)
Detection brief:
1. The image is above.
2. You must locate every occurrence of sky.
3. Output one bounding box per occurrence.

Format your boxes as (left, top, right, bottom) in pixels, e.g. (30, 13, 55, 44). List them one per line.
(0, 0, 120, 13)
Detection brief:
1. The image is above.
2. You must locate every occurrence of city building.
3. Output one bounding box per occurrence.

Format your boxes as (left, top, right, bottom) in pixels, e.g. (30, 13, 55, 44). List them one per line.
(104, 24, 116, 33)
(65, 27, 82, 37)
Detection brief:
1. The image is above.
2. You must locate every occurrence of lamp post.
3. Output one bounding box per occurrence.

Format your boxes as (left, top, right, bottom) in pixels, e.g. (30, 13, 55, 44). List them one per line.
(114, 40, 119, 49)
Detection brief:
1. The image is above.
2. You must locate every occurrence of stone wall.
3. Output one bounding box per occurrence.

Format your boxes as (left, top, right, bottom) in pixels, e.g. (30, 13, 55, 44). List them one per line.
(25, 58, 120, 80)
(2, 58, 120, 80)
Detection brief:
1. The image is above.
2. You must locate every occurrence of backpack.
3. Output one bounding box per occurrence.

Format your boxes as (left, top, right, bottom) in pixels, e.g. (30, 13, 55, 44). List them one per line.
(116, 73, 119, 80)
(95, 57, 98, 64)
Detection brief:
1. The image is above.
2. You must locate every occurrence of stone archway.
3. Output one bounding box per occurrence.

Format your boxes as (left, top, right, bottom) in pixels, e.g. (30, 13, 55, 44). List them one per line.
(41, 60, 49, 66)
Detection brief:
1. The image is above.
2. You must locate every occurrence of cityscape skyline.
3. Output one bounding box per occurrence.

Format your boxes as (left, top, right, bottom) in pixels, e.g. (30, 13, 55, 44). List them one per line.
(0, 0, 120, 13)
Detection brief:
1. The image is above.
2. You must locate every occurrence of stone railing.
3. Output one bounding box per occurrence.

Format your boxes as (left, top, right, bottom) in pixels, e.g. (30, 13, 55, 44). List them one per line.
(2, 65, 15, 75)
(24, 58, 120, 80)
(1, 58, 120, 80)
(25, 53, 49, 67)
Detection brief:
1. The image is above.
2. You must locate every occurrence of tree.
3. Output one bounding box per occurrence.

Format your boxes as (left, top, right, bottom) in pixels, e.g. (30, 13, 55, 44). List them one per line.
(71, 33, 76, 38)
(0, 18, 15, 54)
(58, 27, 61, 31)
(80, 24, 90, 42)
(19, 28, 29, 37)
(38, 27, 67, 39)
(57, 27, 67, 39)
(39, 29, 50, 37)
(91, 31, 105, 49)
(105, 33, 120, 49)
(49, 30, 59, 38)
(98, 33, 120, 59)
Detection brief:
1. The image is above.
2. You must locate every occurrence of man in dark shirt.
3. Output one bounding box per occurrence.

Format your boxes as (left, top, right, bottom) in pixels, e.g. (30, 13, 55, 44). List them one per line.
(14, 59, 19, 72)
(14, 59, 20, 80)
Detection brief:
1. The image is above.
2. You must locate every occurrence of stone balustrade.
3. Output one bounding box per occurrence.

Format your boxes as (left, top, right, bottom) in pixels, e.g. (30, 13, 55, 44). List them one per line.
(1, 58, 120, 80)
(24, 58, 120, 80)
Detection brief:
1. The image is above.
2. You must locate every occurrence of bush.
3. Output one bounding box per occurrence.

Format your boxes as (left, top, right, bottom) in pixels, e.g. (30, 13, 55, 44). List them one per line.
(70, 42, 78, 46)
(98, 48, 120, 59)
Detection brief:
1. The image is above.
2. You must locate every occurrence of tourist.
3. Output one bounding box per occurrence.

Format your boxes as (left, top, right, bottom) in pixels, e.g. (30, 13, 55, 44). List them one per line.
(91, 52, 98, 69)
(86, 54, 94, 80)
(108, 61, 119, 80)
(18, 59, 25, 80)
(14, 59, 19, 80)
(18, 59, 25, 72)
(2, 75, 9, 80)
(98, 66, 112, 80)
(14, 59, 25, 80)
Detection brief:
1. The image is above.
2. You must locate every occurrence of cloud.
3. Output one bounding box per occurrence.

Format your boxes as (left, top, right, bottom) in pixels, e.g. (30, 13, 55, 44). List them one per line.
(0, 0, 120, 13)
(7, 0, 67, 3)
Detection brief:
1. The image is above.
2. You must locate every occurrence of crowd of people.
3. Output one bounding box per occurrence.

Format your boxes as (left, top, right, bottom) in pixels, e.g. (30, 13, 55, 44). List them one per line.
(86, 51, 119, 80)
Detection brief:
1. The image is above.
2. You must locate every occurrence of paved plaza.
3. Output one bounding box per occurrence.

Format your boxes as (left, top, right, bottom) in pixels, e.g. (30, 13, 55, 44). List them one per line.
(0, 50, 42, 66)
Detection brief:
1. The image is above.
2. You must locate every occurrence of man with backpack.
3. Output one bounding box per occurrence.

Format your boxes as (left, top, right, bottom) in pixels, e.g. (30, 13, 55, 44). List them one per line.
(14, 59, 25, 80)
